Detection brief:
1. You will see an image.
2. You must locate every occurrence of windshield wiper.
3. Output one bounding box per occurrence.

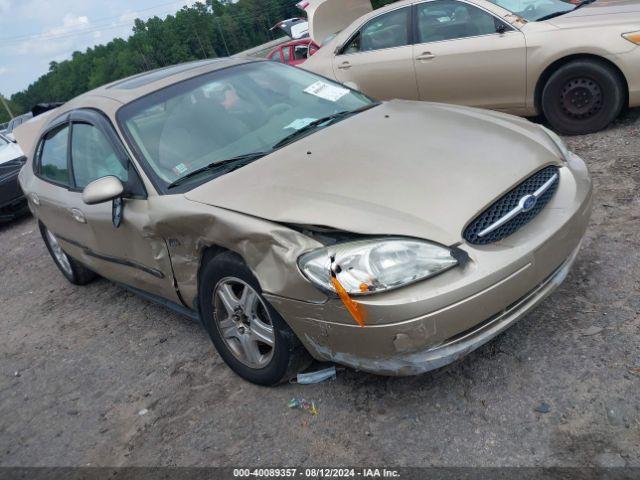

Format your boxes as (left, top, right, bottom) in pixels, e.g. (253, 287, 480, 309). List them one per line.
(272, 112, 352, 150)
(272, 103, 378, 150)
(167, 151, 272, 189)
(536, 0, 596, 21)
(573, 0, 597, 9)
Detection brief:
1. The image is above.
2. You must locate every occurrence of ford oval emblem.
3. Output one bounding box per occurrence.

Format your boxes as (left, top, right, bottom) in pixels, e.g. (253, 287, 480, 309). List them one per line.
(521, 194, 538, 212)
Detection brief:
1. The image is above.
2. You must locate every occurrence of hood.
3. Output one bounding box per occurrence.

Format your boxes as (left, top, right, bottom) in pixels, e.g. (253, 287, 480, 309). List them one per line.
(186, 101, 563, 246)
(568, 0, 640, 15)
(12, 109, 59, 161)
(549, 0, 640, 25)
(300, 0, 373, 43)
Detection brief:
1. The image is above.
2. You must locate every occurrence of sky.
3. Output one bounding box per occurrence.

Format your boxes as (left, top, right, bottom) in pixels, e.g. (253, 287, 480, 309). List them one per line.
(0, 0, 201, 97)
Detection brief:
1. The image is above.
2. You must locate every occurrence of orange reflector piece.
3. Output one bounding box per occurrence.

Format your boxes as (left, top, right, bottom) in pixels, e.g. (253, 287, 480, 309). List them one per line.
(331, 276, 368, 328)
(624, 33, 640, 44)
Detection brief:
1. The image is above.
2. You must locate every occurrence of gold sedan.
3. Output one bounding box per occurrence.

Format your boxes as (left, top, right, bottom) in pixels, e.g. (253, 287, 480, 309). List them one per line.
(16, 59, 591, 385)
(301, 0, 640, 134)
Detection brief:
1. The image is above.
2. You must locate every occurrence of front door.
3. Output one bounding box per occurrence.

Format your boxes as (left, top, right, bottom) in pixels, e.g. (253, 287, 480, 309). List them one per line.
(333, 6, 419, 100)
(412, 0, 526, 112)
(63, 110, 179, 302)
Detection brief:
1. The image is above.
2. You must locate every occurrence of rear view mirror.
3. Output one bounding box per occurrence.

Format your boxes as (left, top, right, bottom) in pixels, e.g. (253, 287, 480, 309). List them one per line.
(82, 176, 123, 205)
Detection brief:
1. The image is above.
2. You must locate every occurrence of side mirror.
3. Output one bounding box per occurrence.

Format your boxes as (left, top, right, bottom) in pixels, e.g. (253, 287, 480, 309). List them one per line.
(82, 176, 123, 205)
(496, 24, 507, 34)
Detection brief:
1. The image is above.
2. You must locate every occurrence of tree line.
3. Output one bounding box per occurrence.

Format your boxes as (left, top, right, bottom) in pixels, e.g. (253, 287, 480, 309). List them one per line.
(1, 0, 397, 124)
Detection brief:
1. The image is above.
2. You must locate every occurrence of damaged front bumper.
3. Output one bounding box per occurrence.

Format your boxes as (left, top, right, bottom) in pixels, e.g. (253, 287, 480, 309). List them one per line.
(266, 153, 592, 375)
(288, 242, 581, 375)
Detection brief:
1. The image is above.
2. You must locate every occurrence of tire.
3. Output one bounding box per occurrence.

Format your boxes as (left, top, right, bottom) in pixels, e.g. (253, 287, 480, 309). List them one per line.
(541, 59, 625, 135)
(39, 223, 96, 286)
(199, 251, 311, 386)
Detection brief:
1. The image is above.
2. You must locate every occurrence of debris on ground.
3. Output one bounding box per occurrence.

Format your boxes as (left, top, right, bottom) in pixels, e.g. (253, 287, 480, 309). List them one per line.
(581, 326, 604, 336)
(288, 398, 318, 416)
(138, 408, 149, 416)
(534, 403, 551, 414)
(295, 366, 337, 385)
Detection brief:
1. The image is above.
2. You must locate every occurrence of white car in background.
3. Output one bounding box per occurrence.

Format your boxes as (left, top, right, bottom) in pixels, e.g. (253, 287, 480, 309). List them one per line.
(0, 133, 28, 221)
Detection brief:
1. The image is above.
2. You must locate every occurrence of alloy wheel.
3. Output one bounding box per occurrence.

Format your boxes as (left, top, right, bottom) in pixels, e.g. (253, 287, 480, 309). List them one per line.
(213, 277, 275, 368)
(46, 229, 73, 277)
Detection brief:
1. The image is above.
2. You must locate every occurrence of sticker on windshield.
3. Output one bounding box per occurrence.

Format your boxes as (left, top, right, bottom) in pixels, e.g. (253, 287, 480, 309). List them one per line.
(304, 81, 350, 102)
(173, 163, 188, 175)
(284, 118, 317, 130)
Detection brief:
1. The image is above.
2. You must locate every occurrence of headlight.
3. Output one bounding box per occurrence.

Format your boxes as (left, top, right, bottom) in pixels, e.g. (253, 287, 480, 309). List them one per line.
(298, 238, 459, 296)
(540, 125, 570, 162)
(622, 31, 640, 45)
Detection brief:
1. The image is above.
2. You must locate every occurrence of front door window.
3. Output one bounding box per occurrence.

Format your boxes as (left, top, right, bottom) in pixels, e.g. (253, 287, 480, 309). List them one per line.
(71, 123, 128, 189)
(416, 0, 510, 44)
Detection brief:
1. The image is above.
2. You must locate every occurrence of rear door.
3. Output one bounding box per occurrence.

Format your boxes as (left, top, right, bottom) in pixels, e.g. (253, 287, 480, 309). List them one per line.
(31, 117, 96, 257)
(412, 0, 526, 111)
(332, 6, 419, 100)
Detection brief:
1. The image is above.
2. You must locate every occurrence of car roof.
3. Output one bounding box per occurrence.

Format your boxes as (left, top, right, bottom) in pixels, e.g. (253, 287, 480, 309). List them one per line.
(13, 57, 259, 157)
(66, 57, 255, 107)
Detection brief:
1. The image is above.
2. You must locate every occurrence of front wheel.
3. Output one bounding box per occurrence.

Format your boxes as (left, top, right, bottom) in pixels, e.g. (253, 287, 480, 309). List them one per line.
(541, 60, 625, 135)
(199, 252, 311, 385)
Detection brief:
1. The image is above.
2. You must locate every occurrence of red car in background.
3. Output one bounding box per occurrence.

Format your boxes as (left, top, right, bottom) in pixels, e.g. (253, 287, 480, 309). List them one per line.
(267, 38, 320, 66)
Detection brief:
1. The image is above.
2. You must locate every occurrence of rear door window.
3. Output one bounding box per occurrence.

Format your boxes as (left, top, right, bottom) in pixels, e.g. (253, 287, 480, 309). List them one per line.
(39, 125, 70, 186)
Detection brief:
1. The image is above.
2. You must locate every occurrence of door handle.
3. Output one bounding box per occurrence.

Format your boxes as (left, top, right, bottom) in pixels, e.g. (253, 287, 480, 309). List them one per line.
(416, 52, 436, 61)
(337, 61, 352, 70)
(29, 193, 40, 206)
(70, 208, 87, 224)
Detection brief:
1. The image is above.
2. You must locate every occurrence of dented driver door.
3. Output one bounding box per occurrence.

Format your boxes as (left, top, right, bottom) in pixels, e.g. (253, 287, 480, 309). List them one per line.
(67, 111, 180, 303)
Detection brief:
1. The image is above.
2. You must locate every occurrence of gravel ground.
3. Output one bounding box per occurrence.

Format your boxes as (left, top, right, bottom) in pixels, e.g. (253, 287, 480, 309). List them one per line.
(1, 109, 639, 468)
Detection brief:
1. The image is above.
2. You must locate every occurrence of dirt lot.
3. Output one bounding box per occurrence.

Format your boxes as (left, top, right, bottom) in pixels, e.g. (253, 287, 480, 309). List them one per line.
(1, 109, 639, 468)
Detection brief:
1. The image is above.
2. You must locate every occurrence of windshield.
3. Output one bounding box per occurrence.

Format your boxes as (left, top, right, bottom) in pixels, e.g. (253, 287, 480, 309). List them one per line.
(119, 62, 372, 188)
(486, 0, 576, 21)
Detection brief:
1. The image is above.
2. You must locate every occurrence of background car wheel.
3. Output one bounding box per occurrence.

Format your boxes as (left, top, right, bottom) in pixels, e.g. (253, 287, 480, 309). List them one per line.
(199, 251, 311, 386)
(39, 223, 96, 285)
(542, 59, 625, 135)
